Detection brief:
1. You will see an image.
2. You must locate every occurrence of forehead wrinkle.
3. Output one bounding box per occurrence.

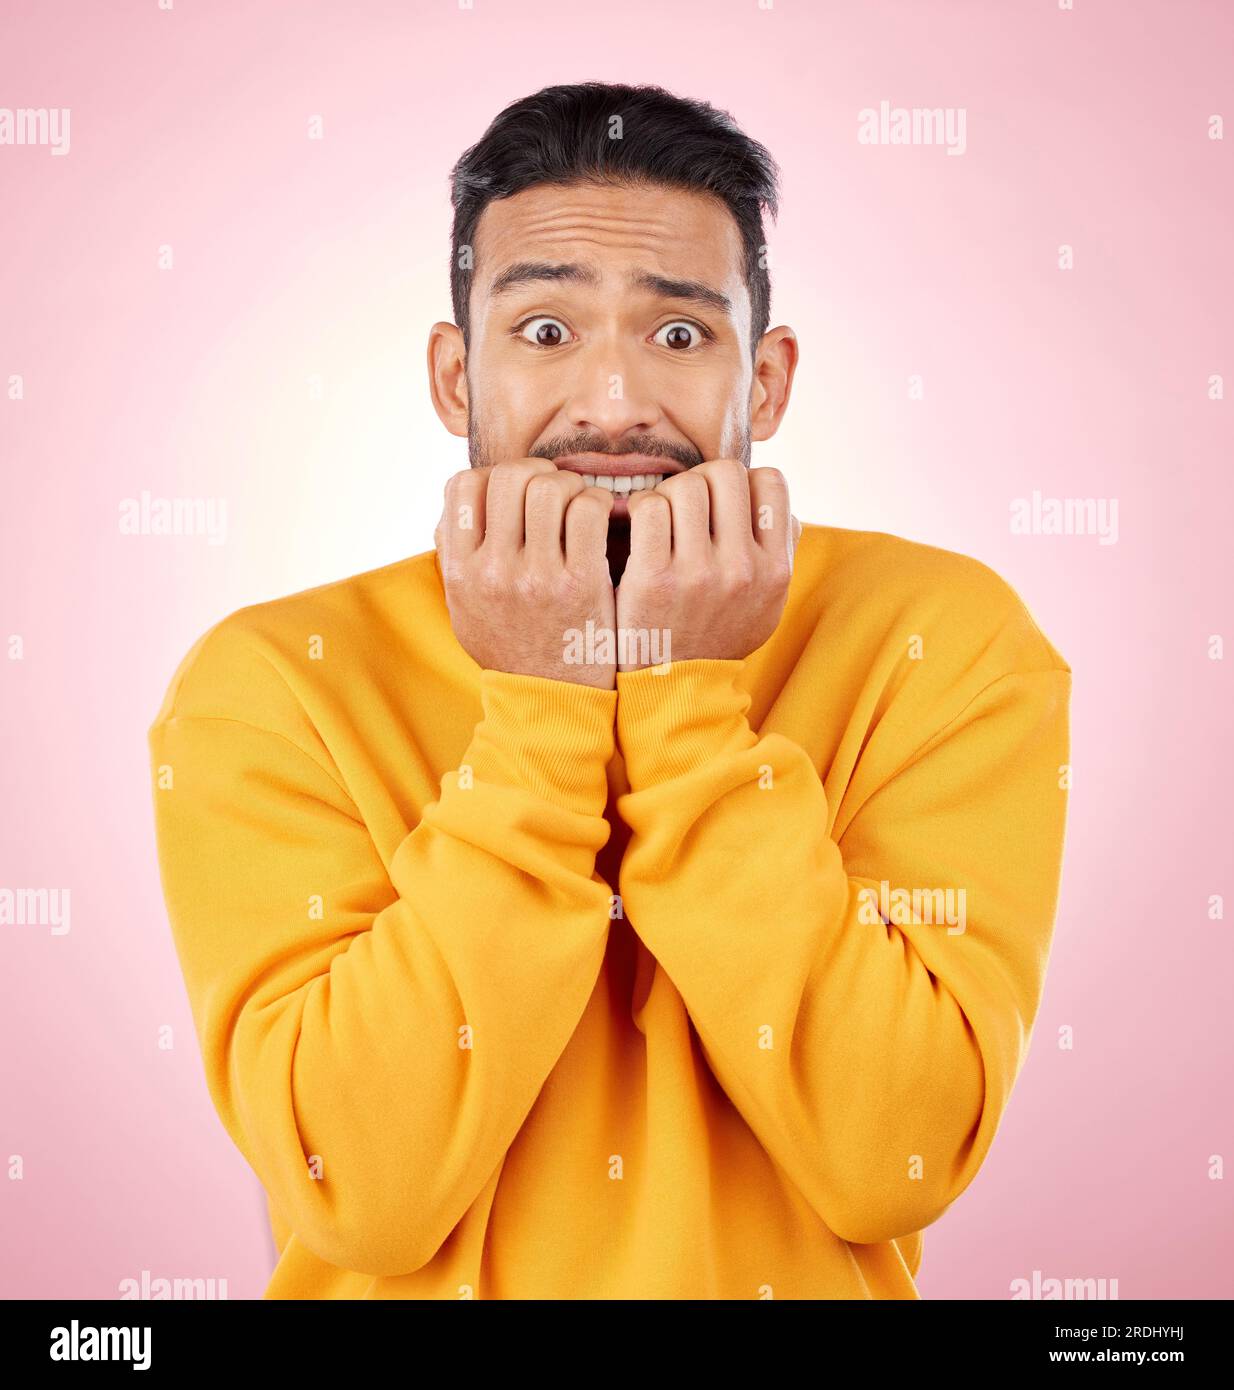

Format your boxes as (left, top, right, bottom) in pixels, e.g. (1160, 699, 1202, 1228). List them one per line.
(502, 198, 715, 251)
(494, 233, 736, 285)
(474, 197, 749, 323)
(516, 209, 689, 239)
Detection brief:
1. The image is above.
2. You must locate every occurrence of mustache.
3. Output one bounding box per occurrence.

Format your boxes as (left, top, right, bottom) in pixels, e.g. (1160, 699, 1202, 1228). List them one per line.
(529, 433, 704, 470)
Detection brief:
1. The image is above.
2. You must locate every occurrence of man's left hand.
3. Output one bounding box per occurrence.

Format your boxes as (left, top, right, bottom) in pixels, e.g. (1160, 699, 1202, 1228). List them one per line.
(615, 459, 801, 672)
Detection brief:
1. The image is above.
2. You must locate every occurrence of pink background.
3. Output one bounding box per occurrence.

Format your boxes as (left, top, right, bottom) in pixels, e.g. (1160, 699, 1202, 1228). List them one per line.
(1, 0, 1230, 1300)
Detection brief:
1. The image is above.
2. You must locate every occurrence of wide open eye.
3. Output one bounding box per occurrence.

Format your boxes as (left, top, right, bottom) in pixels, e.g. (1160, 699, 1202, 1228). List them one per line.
(518, 317, 572, 347)
(653, 321, 703, 350)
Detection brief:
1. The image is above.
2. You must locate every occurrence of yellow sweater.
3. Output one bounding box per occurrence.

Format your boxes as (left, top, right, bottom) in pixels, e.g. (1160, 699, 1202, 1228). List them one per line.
(148, 522, 1070, 1299)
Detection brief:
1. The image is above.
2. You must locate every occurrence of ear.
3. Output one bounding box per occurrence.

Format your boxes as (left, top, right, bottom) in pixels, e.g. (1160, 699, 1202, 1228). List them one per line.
(427, 321, 470, 439)
(750, 326, 799, 443)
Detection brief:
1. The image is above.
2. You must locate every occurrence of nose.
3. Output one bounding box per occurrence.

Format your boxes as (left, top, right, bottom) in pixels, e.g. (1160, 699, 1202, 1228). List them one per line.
(563, 340, 663, 441)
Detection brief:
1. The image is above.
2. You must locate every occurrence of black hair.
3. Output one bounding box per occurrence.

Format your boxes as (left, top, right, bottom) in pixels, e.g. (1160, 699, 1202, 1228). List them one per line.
(448, 82, 781, 360)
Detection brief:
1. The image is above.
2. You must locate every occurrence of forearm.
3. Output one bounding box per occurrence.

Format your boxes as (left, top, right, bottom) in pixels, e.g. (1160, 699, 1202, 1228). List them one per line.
(614, 659, 1068, 1244)
(152, 668, 619, 1276)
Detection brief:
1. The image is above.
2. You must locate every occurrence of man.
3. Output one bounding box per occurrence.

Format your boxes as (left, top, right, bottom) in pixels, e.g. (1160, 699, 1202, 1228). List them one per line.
(149, 82, 1070, 1300)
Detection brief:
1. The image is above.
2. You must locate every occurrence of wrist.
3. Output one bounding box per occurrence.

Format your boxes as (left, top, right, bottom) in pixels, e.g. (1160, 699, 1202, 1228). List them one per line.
(615, 658, 756, 788)
(464, 667, 617, 813)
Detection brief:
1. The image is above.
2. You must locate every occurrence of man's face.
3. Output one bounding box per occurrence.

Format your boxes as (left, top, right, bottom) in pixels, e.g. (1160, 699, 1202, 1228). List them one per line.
(461, 180, 756, 523)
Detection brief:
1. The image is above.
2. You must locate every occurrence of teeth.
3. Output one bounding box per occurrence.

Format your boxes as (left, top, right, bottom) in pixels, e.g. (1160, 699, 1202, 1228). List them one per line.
(582, 472, 664, 493)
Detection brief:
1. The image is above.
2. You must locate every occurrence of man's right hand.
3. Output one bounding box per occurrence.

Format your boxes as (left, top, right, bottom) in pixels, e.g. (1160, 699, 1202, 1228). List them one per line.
(434, 460, 617, 688)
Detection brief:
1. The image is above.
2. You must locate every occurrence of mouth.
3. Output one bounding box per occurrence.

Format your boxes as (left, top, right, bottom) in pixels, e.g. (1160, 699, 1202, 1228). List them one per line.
(552, 453, 689, 518)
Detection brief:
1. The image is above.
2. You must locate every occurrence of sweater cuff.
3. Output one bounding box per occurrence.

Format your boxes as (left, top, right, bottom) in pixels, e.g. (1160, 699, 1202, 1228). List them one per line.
(463, 668, 617, 817)
(615, 659, 757, 789)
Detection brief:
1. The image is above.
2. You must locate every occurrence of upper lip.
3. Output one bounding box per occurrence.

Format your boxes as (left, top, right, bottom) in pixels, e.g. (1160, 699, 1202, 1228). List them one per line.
(552, 453, 688, 478)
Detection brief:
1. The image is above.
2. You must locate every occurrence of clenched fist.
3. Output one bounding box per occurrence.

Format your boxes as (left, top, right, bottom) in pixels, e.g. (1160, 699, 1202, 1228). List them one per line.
(616, 459, 801, 671)
(434, 459, 617, 688)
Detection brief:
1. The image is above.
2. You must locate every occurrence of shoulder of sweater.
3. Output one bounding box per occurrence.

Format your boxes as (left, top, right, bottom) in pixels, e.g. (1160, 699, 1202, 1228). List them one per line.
(149, 549, 442, 732)
(792, 522, 1071, 681)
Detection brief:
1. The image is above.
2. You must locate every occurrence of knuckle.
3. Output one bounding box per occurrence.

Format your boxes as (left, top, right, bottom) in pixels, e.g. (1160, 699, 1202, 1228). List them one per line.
(701, 457, 741, 478)
(675, 472, 709, 503)
(490, 460, 532, 488)
(632, 565, 676, 600)
(726, 554, 758, 590)
(513, 564, 570, 605)
(507, 457, 553, 481)
(569, 489, 611, 516)
(627, 489, 666, 518)
(511, 566, 539, 599)
(555, 567, 587, 604)
(477, 554, 508, 593)
(524, 474, 558, 510)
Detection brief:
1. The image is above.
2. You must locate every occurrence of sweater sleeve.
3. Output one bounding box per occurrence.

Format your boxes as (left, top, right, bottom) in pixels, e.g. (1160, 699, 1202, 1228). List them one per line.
(149, 635, 617, 1278)
(613, 655, 1070, 1246)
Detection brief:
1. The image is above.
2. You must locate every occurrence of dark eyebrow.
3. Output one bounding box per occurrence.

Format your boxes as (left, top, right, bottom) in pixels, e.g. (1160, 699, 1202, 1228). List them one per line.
(489, 261, 600, 297)
(629, 270, 732, 316)
(488, 260, 732, 317)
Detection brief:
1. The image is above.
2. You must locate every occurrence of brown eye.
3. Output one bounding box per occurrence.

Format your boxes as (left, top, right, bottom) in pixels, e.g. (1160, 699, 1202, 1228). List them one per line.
(654, 321, 700, 350)
(519, 317, 569, 346)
